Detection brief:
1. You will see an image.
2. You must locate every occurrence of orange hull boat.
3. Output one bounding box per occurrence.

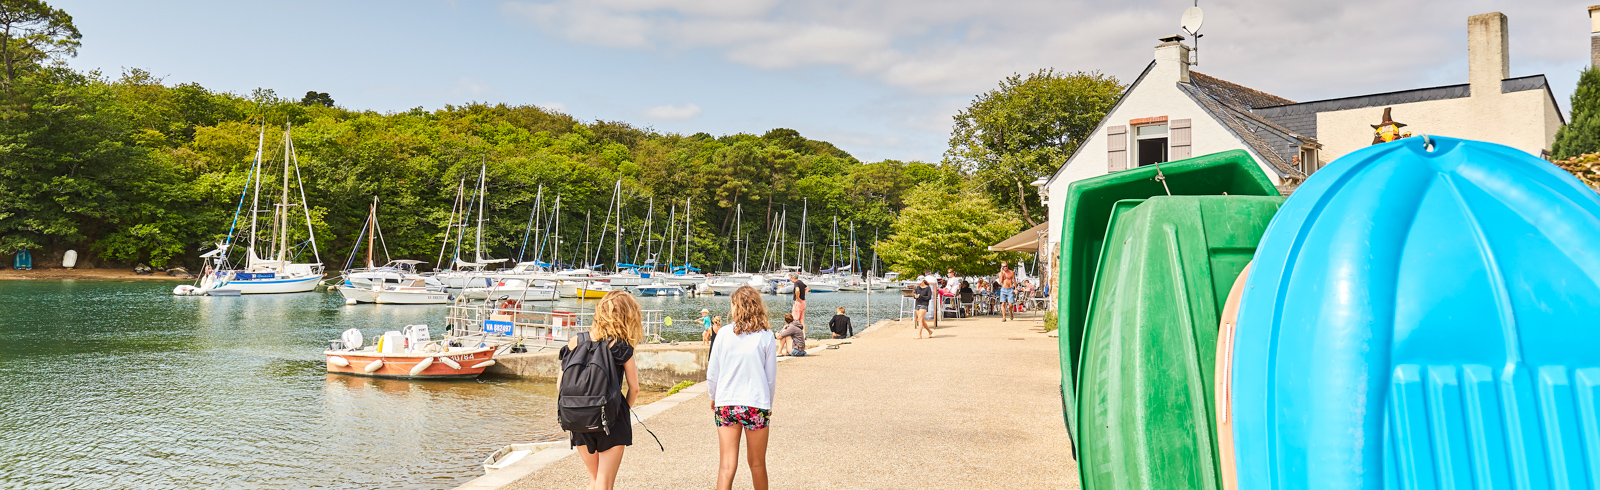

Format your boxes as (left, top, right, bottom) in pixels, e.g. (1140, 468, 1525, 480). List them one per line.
(324, 346, 498, 380)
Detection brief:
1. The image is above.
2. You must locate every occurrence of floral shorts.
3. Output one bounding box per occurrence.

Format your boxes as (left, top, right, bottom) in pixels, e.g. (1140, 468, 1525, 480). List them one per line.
(714, 405, 771, 430)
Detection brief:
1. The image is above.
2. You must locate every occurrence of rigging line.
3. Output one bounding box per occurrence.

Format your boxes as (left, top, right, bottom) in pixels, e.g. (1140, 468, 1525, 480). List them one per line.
(374, 201, 391, 264)
(343, 213, 371, 272)
(286, 131, 321, 263)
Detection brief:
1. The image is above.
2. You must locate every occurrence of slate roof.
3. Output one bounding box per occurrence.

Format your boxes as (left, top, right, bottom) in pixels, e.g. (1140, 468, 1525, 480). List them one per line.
(1251, 74, 1564, 139)
(1181, 72, 1311, 181)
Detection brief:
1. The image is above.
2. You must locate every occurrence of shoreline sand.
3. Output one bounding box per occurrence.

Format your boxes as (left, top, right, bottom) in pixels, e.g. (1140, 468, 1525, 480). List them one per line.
(0, 268, 191, 281)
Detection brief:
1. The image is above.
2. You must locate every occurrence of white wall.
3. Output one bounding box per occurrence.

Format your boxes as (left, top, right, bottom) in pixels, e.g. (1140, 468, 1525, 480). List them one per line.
(1043, 65, 1276, 246)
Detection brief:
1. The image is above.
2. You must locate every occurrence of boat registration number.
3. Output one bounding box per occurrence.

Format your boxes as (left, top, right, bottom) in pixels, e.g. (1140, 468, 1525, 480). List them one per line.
(484, 320, 514, 336)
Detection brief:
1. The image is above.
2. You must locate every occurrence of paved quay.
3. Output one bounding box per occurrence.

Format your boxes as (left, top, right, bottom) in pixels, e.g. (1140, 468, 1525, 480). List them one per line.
(485, 311, 1079, 489)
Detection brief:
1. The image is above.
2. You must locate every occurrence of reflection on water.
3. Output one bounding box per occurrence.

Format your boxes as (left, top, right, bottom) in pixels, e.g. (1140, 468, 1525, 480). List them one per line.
(0, 280, 896, 488)
(0, 281, 560, 489)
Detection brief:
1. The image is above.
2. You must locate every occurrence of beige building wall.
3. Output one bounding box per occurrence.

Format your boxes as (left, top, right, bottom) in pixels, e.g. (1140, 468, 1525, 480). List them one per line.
(1314, 89, 1562, 164)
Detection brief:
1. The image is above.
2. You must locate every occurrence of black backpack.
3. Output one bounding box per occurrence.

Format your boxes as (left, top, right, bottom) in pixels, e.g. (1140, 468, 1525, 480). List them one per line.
(557, 333, 619, 434)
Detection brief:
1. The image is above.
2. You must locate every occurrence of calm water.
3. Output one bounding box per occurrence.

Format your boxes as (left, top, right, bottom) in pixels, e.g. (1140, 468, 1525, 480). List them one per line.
(0, 280, 900, 489)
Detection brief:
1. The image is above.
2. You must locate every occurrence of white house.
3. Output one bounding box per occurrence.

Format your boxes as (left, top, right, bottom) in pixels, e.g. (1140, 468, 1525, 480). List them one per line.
(1038, 11, 1565, 253)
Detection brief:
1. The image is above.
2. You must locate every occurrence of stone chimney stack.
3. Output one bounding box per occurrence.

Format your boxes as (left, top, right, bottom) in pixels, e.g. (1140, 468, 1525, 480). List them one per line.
(1468, 12, 1509, 97)
(1590, 5, 1600, 66)
(1154, 34, 1191, 84)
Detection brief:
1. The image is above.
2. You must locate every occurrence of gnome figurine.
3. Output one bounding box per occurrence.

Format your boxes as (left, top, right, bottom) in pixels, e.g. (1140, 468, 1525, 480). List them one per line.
(1370, 107, 1412, 145)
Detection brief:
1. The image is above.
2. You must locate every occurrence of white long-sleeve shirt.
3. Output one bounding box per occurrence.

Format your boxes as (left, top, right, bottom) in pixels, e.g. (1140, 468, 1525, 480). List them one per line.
(706, 324, 778, 410)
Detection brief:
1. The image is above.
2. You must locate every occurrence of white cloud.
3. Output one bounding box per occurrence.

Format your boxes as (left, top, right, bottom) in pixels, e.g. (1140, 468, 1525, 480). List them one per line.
(541, 102, 568, 113)
(643, 103, 702, 120)
(449, 77, 494, 98)
(501, 0, 1588, 102)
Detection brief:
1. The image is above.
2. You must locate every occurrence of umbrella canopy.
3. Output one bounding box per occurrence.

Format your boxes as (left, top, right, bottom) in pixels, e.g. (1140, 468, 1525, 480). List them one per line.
(988, 223, 1048, 252)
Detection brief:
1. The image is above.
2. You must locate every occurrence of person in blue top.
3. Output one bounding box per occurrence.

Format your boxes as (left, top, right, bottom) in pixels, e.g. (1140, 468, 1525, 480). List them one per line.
(699, 308, 714, 345)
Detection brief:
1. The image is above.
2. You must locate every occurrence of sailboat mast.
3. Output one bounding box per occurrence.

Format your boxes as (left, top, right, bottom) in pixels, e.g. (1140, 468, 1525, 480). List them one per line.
(733, 204, 743, 273)
(548, 196, 562, 268)
(519, 185, 542, 263)
(665, 204, 676, 270)
(276, 126, 292, 268)
(684, 198, 692, 270)
(473, 163, 487, 263)
(613, 181, 623, 271)
(446, 178, 468, 270)
(582, 211, 592, 269)
(367, 197, 377, 269)
(797, 199, 808, 272)
(247, 128, 265, 258)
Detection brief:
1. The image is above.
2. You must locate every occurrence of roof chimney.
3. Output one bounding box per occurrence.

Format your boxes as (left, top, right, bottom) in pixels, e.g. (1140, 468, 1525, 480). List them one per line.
(1590, 5, 1600, 66)
(1154, 34, 1191, 83)
(1467, 12, 1509, 97)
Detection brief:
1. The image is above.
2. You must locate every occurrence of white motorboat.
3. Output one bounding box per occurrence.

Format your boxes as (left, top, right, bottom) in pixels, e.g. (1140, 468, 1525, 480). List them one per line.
(802, 278, 839, 293)
(336, 276, 450, 304)
(344, 260, 428, 288)
(462, 278, 559, 301)
(635, 282, 687, 297)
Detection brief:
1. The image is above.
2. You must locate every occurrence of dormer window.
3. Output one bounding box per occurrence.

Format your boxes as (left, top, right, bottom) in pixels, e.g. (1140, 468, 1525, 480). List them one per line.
(1135, 123, 1169, 167)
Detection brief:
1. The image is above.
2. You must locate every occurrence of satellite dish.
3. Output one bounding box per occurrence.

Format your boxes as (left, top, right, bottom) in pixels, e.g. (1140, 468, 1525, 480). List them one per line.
(1181, 6, 1204, 35)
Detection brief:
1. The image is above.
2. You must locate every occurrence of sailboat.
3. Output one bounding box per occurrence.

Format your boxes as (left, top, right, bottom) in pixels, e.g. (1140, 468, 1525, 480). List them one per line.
(177, 126, 324, 295)
(434, 163, 509, 289)
(334, 198, 450, 304)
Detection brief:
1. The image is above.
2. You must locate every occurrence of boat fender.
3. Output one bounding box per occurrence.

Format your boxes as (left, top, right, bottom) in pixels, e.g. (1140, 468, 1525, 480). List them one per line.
(328, 356, 350, 368)
(439, 356, 461, 370)
(410, 357, 434, 376)
(471, 360, 496, 369)
(364, 359, 384, 373)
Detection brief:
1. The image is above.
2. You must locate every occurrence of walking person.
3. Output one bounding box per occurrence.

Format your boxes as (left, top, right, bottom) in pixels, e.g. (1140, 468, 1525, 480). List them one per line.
(788, 272, 807, 328)
(998, 261, 1018, 322)
(557, 290, 643, 490)
(913, 279, 934, 339)
(707, 285, 778, 490)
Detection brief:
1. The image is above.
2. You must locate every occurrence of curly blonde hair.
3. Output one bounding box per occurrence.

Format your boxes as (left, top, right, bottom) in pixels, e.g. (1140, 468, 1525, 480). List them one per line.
(590, 290, 643, 346)
(729, 285, 770, 335)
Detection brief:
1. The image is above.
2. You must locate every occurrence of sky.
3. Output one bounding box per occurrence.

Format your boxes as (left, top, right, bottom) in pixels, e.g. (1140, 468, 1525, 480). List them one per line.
(55, 0, 1591, 163)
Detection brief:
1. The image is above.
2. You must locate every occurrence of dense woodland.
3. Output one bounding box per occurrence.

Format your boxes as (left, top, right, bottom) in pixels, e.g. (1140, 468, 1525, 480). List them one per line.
(0, 1, 1131, 276)
(1, 65, 958, 272)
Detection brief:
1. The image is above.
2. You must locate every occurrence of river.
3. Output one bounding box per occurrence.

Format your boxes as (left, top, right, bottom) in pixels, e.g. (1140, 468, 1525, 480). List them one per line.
(0, 279, 907, 488)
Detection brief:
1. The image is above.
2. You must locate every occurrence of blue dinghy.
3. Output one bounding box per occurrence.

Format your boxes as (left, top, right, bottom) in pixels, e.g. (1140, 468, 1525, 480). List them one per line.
(1222, 136, 1600, 489)
(13, 249, 31, 270)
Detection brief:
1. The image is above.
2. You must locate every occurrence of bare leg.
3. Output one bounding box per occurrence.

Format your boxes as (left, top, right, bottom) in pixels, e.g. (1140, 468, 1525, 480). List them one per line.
(594, 445, 625, 490)
(914, 308, 927, 338)
(576, 445, 599, 490)
(745, 427, 770, 490)
(717, 425, 743, 490)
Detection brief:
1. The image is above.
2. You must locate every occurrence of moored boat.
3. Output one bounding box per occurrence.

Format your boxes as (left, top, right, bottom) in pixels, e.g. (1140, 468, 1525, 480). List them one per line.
(324, 327, 505, 379)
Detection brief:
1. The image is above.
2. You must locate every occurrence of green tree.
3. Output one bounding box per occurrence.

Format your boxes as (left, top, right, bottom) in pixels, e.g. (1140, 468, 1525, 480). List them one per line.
(300, 90, 333, 107)
(875, 182, 1028, 276)
(1555, 66, 1600, 159)
(0, 0, 79, 96)
(946, 69, 1122, 226)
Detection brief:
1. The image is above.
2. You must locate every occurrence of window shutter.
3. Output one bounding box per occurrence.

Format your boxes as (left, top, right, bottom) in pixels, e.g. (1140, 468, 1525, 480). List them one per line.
(1169, 119, 1192, 160)
(1107, 125, 1128, 172)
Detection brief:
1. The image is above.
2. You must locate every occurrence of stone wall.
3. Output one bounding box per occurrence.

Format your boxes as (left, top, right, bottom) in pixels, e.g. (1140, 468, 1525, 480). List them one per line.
(486, 342, 710, 389)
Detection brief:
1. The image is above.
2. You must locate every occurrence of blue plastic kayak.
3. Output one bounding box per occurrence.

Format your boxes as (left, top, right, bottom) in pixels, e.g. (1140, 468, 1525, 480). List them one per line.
(1224, 136, 1600, 489)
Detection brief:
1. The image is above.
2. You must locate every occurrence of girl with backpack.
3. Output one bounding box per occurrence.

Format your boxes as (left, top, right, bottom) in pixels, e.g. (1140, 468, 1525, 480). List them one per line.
(557, 290, 642, 490)
(706, 285, 778, 490)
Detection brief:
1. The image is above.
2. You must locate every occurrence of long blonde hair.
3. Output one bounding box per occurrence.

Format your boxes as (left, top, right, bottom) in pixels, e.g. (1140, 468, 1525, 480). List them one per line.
(729, 285, 770, 335)
(590, 290, 643, 346)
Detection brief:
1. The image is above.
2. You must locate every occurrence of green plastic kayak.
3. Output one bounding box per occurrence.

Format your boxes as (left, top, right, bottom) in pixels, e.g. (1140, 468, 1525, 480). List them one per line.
(1075, 195, 1283, 490)
(1054, 150, 1279, 445)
